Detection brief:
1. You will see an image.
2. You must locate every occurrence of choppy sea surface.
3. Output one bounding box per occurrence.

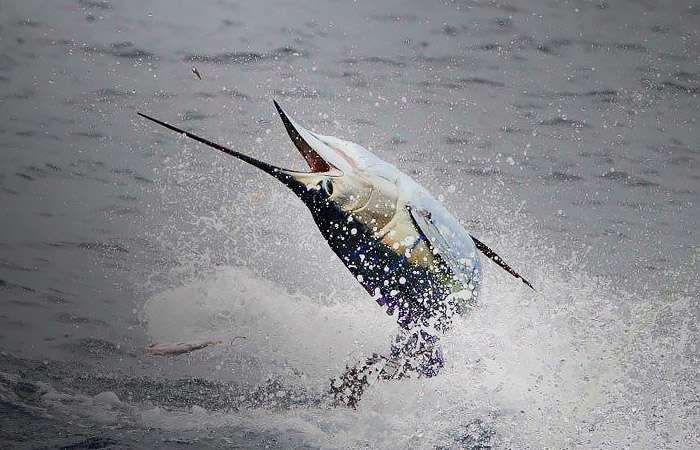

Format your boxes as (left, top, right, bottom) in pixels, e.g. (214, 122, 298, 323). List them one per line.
(1, 0, 698, 448)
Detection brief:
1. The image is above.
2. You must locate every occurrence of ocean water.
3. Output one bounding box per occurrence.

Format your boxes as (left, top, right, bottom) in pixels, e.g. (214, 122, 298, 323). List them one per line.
(0, 0, 698, 448)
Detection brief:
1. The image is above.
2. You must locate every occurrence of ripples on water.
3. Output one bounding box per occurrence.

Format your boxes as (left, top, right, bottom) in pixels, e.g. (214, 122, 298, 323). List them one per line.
(0, 0, 698, 448)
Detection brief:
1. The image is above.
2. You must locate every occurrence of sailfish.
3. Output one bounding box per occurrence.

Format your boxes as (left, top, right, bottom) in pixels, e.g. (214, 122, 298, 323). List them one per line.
(138, 101, 533, 408)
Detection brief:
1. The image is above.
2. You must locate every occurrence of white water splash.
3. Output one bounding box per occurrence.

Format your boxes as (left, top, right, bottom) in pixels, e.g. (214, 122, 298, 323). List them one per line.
(135, 255, 698, 449)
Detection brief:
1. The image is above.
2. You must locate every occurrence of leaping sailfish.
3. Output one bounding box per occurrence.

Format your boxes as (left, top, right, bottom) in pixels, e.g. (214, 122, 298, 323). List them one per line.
(138, 101, 534, 408)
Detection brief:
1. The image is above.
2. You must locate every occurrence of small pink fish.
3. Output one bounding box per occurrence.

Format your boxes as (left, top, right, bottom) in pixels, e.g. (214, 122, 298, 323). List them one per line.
(146, 339, 223, 356)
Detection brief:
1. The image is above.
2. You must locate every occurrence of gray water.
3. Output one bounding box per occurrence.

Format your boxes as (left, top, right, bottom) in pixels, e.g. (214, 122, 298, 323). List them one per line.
(0, 0, 698, 448)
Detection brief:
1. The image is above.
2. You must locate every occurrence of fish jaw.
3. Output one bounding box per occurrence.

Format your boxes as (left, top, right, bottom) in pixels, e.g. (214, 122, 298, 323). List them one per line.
(274, 101, 392, 176)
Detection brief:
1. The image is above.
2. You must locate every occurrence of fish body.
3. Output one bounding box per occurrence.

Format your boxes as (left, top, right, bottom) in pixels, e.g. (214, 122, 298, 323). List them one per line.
(273, 107, 481, 331)
(138, 100, 532, 406)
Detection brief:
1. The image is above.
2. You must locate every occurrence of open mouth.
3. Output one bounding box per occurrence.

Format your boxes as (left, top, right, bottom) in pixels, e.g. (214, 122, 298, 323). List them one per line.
(272, 100, 337, 173)
(138, 100, 338, 178)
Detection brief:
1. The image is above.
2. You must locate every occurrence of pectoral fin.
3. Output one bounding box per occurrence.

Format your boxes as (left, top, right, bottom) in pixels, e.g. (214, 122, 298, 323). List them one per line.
(407, 206, 478, 281)
(408, 206, 534, 291)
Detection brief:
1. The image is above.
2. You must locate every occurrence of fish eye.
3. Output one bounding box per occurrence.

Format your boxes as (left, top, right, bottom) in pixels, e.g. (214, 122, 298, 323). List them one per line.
(319, 178, 334, 196)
